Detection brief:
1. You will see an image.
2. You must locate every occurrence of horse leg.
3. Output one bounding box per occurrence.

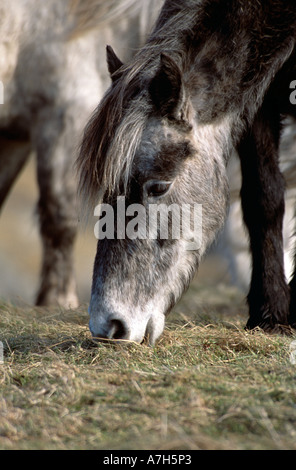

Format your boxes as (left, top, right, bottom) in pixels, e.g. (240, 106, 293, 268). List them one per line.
(237, 99, 290, 332)
(0, 137, 31, 210)
(32, 108, 79, 308)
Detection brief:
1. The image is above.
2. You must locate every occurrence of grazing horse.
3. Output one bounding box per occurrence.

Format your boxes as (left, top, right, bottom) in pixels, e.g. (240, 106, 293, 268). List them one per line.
(0, 0, 161, 306)
(78, 0, 296, 344)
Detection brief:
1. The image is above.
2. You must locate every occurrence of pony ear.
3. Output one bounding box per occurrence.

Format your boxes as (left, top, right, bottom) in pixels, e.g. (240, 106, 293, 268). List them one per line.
(149, 53, 185, 119)
(106, 45, 124, 82)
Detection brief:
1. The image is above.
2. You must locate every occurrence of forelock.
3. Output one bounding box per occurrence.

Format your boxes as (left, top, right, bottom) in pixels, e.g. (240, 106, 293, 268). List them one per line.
(77, 71, 152, 211)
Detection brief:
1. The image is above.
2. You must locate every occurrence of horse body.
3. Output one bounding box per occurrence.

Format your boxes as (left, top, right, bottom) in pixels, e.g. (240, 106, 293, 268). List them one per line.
(0, 0, 162, 306)
(78, 0, 296, 344)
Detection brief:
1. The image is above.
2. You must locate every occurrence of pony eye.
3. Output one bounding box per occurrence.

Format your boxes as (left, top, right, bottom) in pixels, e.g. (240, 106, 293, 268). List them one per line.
(146, 181, 172, 198)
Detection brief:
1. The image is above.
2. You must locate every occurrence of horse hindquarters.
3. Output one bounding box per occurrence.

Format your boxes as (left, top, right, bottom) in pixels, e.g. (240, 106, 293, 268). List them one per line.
(238, 97, 291, 332)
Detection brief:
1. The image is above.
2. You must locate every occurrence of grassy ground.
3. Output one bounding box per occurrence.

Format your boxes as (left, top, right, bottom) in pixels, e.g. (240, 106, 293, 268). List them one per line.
(1, 292, 296, 450)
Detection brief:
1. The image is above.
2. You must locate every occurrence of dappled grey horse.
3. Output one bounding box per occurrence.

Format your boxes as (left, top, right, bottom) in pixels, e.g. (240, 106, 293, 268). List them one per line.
(0, 0, 161, 306)
(78, 0, 296, 344)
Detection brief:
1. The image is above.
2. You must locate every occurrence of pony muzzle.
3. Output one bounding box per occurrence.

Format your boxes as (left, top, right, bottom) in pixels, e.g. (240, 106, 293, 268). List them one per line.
(88, 306, 165, 346)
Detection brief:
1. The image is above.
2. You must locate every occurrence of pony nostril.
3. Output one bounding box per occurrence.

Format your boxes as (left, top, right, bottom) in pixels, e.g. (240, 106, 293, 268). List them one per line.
(90, 317, 129, 342)
(109, 319, 128, 339)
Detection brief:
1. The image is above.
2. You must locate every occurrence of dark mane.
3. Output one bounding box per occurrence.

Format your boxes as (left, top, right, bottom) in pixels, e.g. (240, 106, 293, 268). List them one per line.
(77, 73, 149, 209)
(76, 1, 201, 209)
(77, 0, 296, 210)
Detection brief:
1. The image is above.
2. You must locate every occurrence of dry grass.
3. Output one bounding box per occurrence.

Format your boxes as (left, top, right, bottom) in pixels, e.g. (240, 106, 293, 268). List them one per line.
(1, 300, 296, 450)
